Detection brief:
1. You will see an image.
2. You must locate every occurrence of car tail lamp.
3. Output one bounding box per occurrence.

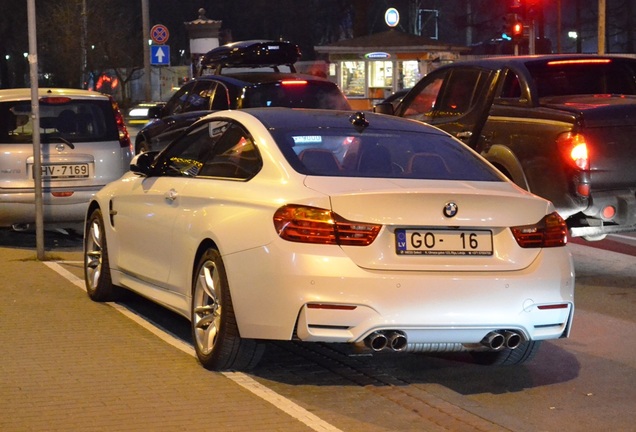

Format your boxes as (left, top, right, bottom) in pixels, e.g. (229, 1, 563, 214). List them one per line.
(281, 80, 308, 86)
(547, 59, 611, 66)
(39, 96, 72, 105)
(557, 132, 589, 170)
(273, 204, 381, 246)
(511, 212, 568, 248)
(110, 97, 132, 151)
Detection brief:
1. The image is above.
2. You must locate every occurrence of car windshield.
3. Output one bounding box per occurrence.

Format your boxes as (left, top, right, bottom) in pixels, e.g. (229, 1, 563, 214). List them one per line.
(270, 127, 503, 181)
(243, 81, 351, 110)
(526, 59, 636, 97)
(0, 99, 117, 144)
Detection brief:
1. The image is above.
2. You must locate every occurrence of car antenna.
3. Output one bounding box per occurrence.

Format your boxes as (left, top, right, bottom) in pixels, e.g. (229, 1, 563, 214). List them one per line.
(349, 111, 369, 132)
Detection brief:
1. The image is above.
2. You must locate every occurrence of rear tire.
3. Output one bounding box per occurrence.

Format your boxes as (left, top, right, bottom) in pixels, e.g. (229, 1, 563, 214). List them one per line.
(470, 341, 542, 366)
(84, 208, 117, 302)
(191, 248, 264, 371)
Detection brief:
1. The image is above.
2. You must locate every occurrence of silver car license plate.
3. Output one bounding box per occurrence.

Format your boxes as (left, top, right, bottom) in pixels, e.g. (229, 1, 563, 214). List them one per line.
(41, 164, 89, 179)
(395, 228, 493, 256)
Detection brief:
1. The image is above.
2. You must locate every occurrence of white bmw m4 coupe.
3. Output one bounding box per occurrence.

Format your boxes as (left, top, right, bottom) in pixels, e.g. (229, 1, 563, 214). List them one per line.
(84, 108, 574, 371)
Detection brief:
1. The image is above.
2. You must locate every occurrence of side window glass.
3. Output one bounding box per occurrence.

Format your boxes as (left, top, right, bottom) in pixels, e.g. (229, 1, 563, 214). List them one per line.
(198, 123, 262, 180)
(402, 74, 445, 122)
(183, 81, 216, 112)
(160, 121, 226, 177)
(497, 70, 524, 101)
(210, 84, 230, 110)
(435, 69, 487, 119)
(164, 82, 194, 115)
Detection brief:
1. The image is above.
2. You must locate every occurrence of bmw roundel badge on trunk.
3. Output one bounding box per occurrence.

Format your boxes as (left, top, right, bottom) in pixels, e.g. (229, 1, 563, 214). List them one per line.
(443, 202, 458, 218)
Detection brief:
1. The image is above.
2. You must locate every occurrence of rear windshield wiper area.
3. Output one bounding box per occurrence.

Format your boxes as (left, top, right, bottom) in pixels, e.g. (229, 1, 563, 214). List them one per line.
(42, 135, 75, 149)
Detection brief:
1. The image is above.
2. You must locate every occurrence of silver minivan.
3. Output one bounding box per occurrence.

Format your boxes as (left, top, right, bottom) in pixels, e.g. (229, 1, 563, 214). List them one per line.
(0, 88, 132, 231)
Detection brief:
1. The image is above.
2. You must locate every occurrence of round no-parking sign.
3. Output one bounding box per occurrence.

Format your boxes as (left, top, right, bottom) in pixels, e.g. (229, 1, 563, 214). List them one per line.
(150, 24, 170, 45)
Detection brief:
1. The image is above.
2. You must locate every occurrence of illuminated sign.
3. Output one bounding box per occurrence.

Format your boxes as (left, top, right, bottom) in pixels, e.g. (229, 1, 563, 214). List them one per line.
(365, 52, 391, 59)
(385, 8, 400, 27)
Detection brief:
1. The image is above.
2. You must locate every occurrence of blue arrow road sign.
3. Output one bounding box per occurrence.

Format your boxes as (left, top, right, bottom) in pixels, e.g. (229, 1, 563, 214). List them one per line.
(151, 45, 170, 66)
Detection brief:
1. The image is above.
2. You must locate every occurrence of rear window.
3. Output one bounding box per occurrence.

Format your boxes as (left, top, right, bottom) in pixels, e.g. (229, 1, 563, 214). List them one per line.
(243, 81, 350, 110)
(526, 59, 636, 97)
(270, 128, 503, 181)
(0, 99, 118, 144)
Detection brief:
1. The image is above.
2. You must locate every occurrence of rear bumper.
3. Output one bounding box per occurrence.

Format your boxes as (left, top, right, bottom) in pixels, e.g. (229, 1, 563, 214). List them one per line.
(224, 243, 575, 348)
(0, 188, 99, 226)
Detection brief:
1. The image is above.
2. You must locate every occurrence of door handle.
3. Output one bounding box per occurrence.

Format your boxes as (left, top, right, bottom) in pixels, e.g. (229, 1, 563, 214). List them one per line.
(165, 188, 178, 202)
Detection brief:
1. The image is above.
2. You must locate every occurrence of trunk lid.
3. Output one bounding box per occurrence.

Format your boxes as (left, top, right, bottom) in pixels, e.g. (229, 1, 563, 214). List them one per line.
(304, 177, 552, 272)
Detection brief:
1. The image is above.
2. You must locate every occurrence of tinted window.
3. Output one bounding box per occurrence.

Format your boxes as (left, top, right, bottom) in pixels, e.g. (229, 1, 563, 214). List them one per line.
(0, 99, 117, 143)
(182, 80, 216, 111)
(402, 75, 445, 120)
(526, 59, 636, 97)
(159, 120, 261, 180)
(270, 127, 502, 181)
(435, 69, 490, 119)
(164, 81, 195, 115)
(242, 81, 350, 110)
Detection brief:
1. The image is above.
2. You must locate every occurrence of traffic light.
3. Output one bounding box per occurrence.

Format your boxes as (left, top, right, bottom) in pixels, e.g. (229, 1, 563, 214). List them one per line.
(512, 20, 524, 40)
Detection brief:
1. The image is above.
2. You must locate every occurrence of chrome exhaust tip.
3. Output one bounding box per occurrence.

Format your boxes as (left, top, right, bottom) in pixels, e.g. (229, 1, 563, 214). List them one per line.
(388, 331, 408, 352)
(503, 331, 522, 349)
(365, 331, 389, 351)
(481, 331, 506, 351)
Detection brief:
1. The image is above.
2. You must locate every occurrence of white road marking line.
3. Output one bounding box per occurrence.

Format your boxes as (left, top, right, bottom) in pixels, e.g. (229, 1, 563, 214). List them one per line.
(44, 261, 343, 432)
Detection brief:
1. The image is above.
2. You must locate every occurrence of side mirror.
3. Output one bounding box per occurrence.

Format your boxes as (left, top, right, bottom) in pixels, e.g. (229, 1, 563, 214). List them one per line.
(130, 151, 158, 176)
(147, 105, 164, 119)
(373, 102, 395, 115)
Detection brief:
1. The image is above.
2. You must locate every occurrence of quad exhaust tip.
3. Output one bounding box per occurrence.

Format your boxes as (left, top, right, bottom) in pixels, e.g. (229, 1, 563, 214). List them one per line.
(364, 330, 407, 352)
(481, 330, 523, 351)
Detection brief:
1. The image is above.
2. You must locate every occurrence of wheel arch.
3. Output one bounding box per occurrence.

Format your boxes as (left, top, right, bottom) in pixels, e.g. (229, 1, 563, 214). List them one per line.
(190, 239, 221, 299)
(484, 144, 530, 191)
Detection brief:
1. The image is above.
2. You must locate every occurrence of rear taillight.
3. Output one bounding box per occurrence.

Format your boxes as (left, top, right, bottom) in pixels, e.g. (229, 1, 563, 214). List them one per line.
(39, 96, 72, 105)
(273, 204, 381, 246)
(110, 97, 132, 151)
(557, 132, 589, 170)
(511, 212, 568, 248)
(281, 80, 308, 86)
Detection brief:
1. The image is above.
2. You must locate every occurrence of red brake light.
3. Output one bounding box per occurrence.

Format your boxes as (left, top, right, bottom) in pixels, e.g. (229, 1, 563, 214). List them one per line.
(273, 204, 381, 246)
(110, 97, 132, 151)
(40, 97, 72, 105)
(557, 132, 589, 170)
(547, 59, 611, 66)
(281, 80, 307, 86)
(511, 212, 568, 248)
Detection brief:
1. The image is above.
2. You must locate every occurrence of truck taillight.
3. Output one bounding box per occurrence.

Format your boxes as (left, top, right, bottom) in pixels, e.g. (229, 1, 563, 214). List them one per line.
(557, 132, 589, 170)
(110, 97, 132, 151)
(273, 204, 381, 246)
(511, 212, 568, 248)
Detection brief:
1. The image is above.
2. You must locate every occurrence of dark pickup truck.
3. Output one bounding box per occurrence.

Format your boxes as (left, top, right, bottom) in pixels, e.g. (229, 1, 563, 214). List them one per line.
(376, 54, 636, 240)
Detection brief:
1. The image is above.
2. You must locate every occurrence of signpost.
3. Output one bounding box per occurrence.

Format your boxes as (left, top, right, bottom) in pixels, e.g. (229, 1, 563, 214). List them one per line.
(151, 45, 170, 66)
(150, 24, 170, 66)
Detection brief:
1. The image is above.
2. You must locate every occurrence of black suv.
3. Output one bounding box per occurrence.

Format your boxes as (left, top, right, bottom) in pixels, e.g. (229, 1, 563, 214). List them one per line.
(135, 41, 350, 153)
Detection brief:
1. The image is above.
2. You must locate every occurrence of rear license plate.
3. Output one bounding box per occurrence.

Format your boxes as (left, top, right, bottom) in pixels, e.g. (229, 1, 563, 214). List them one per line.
(395, 229, 493, 256)
(40, 164, 89, 179)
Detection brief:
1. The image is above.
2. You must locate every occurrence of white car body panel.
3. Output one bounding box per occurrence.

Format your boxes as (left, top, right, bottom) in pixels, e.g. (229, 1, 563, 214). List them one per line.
(91, 108, 575, 354)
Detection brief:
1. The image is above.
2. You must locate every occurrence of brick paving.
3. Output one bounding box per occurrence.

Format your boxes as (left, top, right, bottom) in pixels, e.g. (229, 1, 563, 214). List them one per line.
(0, 247, 314, 432)
(0, 244, 517, 432)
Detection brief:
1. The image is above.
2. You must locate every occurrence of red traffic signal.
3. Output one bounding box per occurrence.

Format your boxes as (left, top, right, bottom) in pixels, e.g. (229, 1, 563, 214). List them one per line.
(512, 21, 524, 38)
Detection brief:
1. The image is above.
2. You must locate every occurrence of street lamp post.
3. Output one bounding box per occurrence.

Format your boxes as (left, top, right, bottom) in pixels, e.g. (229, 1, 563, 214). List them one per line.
(142, 0, 151, 101)
(27, 0, 45, 260)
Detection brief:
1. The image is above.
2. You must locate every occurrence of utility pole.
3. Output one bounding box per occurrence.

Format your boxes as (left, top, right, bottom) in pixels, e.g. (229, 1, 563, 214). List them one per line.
(27, 0, 44, 260)
(598, 0, 606, 54)
(142, 0, 151, 101)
